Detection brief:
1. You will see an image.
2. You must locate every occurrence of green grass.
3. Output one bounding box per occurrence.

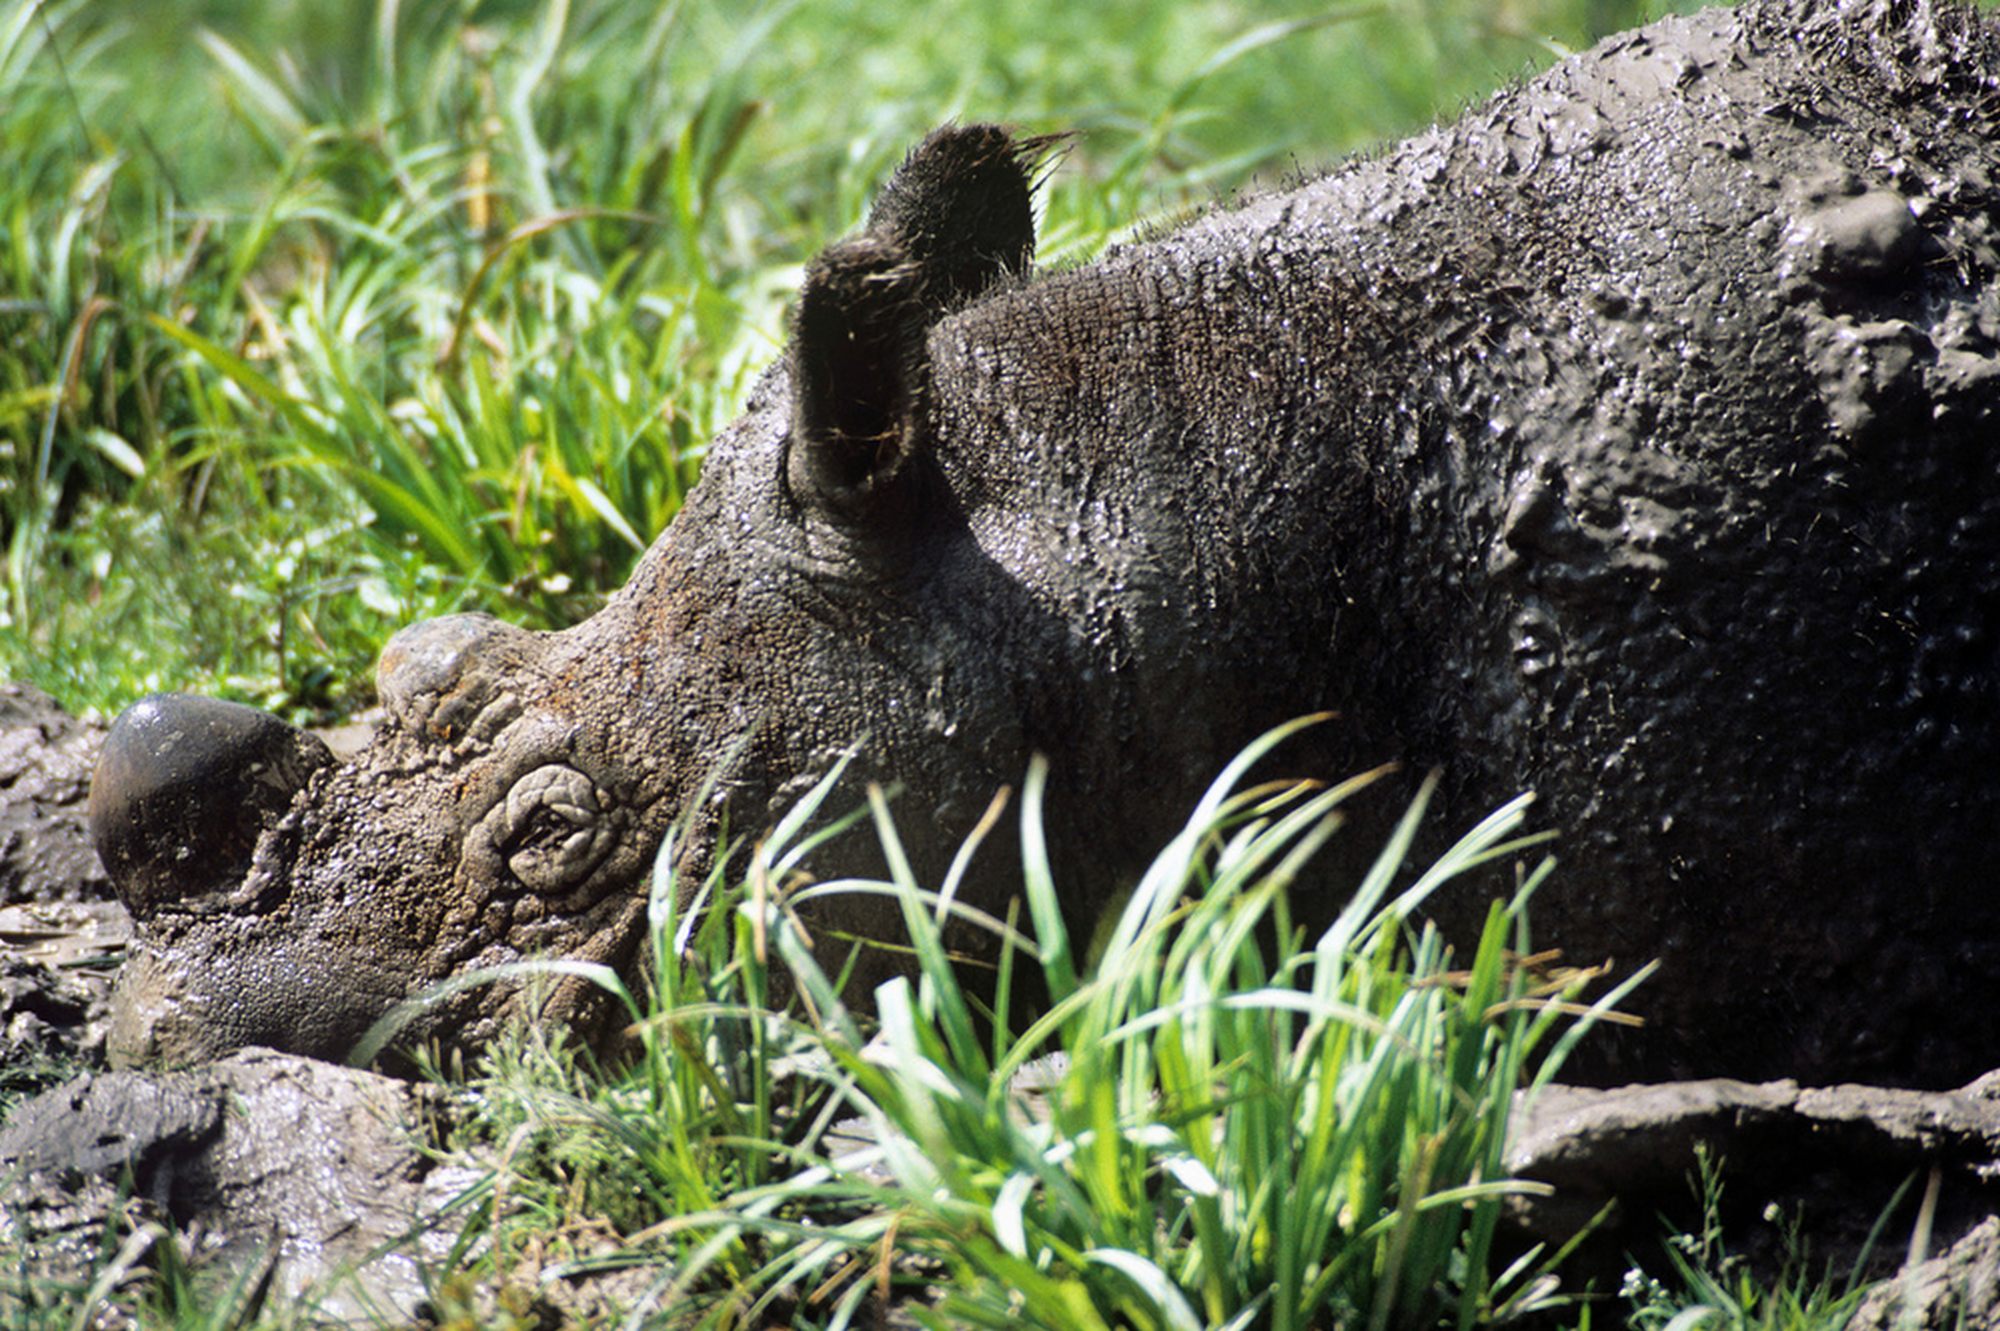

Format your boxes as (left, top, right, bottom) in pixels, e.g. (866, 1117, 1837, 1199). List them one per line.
(1612, 1150, 1891, 1331)
(0, 0, 1696, 720)
(389, 722, 1642, 1329)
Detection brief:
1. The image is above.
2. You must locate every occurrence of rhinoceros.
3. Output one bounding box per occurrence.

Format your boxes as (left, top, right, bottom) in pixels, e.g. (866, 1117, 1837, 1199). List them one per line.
(90, 0, 2000, 1084)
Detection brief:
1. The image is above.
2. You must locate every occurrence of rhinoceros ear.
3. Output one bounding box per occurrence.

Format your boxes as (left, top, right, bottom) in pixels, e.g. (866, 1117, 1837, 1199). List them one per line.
(865, 122, 1062, 313)
(787, 126, 1061, 523)
(787, 234, 928, 520)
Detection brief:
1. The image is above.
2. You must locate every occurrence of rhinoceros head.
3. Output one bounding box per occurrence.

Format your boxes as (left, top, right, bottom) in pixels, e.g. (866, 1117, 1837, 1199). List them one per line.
(91, 126, 1087, 1067)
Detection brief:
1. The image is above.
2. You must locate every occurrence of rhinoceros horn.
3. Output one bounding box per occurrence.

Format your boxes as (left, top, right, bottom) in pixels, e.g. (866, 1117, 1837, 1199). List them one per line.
(89, 694, 332, 919)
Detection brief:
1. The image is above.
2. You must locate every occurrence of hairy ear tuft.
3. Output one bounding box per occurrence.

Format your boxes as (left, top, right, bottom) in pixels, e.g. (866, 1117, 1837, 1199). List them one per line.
(865, 122, 1066, 312)
(787, 235, 928, 519)
(785, 125, 1067, 528)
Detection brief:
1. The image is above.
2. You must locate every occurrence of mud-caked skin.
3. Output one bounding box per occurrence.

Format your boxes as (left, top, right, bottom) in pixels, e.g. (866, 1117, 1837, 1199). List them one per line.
(94, 0, 2000, 1082)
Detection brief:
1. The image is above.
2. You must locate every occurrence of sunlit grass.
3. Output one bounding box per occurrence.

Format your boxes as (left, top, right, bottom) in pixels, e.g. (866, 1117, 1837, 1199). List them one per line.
(407, 723, 1644, 1328)
(0, 0, 1689, 718)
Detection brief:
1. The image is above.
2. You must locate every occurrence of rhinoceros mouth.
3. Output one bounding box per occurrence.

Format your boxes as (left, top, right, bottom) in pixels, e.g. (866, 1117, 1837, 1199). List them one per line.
(107, 914, 421, 1068)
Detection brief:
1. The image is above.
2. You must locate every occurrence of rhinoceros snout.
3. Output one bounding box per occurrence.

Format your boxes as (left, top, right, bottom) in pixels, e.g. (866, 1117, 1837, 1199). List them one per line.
(90, 694, 333, 918)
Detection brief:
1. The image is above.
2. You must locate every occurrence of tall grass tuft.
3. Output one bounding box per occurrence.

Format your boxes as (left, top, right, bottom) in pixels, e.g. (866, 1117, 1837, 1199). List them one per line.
(433, 724, 1639, 1327)
(726, 720, 1642, 1330)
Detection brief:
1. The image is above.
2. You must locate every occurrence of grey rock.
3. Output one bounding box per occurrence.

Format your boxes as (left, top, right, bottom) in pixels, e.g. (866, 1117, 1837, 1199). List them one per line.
(0, 682, 107, 906)
(0, 901, 131, 1075)
(0, 1050, 461, 1323)
(1851, 1217, 2000, 1330)
(1505, 1075, 2000, 1298)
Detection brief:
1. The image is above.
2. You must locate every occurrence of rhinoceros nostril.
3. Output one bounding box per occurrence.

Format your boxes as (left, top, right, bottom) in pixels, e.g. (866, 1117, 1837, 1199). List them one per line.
(89, 694, 333, 919)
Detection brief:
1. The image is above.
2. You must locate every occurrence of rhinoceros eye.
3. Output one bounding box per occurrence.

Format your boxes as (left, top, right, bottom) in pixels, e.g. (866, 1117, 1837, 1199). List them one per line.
(478, 764, 618, 893)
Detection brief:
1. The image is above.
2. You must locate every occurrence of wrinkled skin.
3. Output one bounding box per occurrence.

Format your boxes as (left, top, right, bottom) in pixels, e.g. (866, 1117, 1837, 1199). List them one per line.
(94, 0, 2000, 1083)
